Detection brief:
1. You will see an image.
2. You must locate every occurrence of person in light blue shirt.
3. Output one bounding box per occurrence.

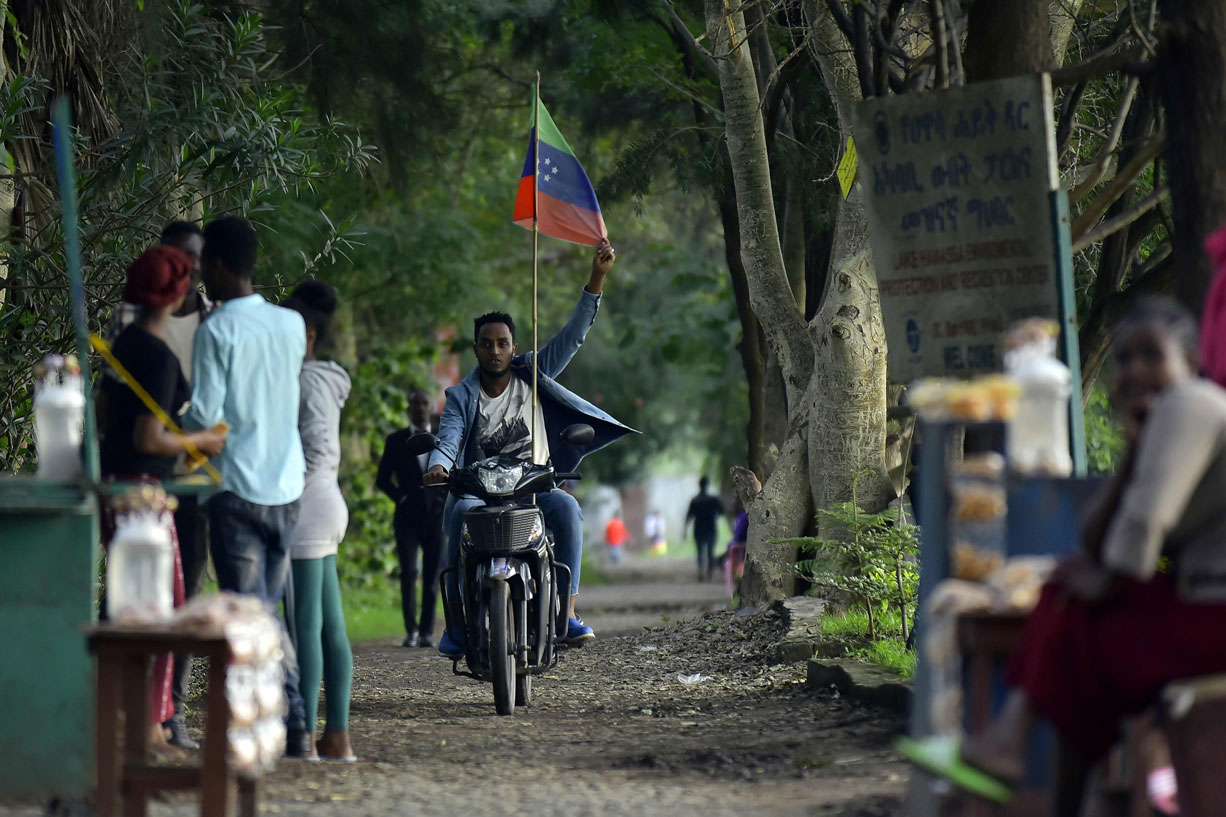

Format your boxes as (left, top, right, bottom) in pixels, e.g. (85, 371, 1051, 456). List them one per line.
(184, 216, 310, 756)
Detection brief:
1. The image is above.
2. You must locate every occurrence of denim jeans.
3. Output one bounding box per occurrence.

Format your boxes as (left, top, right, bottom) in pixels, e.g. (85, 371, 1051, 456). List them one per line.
(207, 491, 306, 731)
(444, 489, 583, 632)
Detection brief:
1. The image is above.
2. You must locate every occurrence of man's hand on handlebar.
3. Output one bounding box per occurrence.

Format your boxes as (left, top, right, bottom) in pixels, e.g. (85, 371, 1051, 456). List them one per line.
(423, 464, 449, 485)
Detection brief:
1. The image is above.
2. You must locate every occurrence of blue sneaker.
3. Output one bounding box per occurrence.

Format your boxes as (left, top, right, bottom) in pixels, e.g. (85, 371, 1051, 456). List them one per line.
(439, 629, 465, 659)
(560, 617, 595, 646)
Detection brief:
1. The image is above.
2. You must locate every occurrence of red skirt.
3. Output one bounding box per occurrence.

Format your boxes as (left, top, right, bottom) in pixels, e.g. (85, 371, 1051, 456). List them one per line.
(1006, 573, 1226, 761)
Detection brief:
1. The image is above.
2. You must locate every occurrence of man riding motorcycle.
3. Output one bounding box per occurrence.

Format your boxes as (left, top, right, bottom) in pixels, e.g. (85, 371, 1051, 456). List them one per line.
(424, 239, 635, 656)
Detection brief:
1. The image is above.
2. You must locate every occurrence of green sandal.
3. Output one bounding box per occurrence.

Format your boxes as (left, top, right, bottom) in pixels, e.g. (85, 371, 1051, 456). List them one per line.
(896, 736, 1013, 804)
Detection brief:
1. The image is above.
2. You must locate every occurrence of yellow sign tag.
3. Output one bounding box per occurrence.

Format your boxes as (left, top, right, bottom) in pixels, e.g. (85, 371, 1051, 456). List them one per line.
(837, 135, 858, 199)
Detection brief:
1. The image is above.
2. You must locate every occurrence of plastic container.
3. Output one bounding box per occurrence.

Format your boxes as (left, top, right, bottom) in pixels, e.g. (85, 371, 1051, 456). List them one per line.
(1005, 336, 1072, 477)
(106, 510, 173, 623)
(33, 355, 85, 481)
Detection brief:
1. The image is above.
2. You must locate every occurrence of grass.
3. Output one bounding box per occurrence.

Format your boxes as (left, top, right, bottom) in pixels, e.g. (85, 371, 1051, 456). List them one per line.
(341, 578, 422, 643)
(817, 605, 916, 680)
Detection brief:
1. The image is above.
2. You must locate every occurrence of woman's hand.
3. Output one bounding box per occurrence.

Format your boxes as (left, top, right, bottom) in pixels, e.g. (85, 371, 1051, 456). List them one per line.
(1053, 553, 1119, 603)
(192, 429, 227, 458)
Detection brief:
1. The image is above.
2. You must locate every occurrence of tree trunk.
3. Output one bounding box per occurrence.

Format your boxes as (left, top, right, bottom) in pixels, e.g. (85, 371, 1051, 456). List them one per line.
(1050, 0, 1086, 66)
(963, 0, 1054, 82)
(705, 0, 813, 410)
(1157, 0, 1226, 312)
(803, 4, 892, 515)
(720, 196, 768, 480)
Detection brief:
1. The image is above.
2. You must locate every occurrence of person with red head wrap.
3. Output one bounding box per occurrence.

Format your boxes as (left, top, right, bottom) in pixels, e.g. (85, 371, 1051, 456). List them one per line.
(99, 245, 228, 759)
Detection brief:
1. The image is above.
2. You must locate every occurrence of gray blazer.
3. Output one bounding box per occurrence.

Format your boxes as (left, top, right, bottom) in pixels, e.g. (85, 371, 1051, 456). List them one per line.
(1103, 379, 1226, 601)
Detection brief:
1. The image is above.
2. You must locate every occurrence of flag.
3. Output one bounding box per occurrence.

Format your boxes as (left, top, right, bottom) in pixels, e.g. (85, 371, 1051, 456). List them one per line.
(513, 94, 607, 246)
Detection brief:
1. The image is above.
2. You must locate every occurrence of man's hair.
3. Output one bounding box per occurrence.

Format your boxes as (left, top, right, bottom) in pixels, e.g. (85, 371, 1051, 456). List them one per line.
(160, 220, 203, 246)
(202, 217, 259, 278)
(474, 311, 516, 344)
(1117, 297, 1200, 364)
(699, 476, 710, 491)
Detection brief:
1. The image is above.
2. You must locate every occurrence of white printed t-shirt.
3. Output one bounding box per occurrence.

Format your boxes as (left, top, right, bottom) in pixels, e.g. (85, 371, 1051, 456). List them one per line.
(476, 376, 549, 464)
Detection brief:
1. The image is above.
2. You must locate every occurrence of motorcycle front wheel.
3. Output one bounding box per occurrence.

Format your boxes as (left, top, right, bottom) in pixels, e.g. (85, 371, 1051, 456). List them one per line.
(516, 673, 532, 707)
(488, 581, 516, 716)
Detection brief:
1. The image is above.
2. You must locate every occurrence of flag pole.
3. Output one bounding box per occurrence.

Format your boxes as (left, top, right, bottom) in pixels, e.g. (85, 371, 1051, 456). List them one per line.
(532, 72, 541, 466)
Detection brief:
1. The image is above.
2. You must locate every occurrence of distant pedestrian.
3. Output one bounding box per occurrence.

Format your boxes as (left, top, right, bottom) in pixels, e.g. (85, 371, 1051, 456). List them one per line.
(283, 281, 355, 763)
(645, 509, 667, 556)
(376, 390, 446, 648)
(184, 216, 311, 757)
(604, 511, 628, 565)
(685, 476, 725, 582)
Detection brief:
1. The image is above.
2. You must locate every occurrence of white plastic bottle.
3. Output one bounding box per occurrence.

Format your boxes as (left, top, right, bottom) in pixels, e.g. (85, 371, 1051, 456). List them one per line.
(106, 510, 173, 623)
(1005, 335, 1073, 477)
(33, 355, 85, 481)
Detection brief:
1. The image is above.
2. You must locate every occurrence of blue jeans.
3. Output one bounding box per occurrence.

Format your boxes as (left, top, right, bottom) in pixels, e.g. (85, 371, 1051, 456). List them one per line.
(207, 491, 306, 732)
(444, 489, 584, 626)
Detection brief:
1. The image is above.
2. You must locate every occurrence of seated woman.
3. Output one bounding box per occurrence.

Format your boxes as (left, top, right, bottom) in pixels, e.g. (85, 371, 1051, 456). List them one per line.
(100, 245, 227, 757)
(912, 299, 1226, 814)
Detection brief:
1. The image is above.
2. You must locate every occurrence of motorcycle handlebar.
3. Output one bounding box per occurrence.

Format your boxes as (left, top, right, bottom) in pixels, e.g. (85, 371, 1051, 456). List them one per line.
(555, 472, 582, 481)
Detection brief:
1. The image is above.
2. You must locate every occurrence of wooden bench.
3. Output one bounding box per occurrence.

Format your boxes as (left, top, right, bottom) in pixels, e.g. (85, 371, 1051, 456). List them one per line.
(87, 624, 258, 817)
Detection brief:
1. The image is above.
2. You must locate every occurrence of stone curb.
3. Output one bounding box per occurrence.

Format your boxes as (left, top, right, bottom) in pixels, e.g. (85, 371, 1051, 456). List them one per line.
(805, 658, 913, 717)
(771, 595, 827, 663)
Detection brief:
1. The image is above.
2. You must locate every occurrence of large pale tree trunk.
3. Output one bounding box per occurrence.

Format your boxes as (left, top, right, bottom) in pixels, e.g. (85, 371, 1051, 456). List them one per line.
(708, 0, 891, 604)
(706, 0, 817, 601)
(802, 5, 891, 515)
(1157, 0, 1226, 311)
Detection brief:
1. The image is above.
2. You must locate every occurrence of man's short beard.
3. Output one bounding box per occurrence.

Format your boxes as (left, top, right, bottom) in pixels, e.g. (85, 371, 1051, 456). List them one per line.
(480, 361, 512, 379)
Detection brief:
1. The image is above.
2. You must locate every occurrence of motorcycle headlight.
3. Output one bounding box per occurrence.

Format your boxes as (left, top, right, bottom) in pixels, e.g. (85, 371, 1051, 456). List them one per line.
(477, 463, 523, 495)
(526, 514, 544, 544)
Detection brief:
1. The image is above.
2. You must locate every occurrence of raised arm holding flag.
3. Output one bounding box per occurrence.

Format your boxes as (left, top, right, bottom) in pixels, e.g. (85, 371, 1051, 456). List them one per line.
(423, 81, 634, 656)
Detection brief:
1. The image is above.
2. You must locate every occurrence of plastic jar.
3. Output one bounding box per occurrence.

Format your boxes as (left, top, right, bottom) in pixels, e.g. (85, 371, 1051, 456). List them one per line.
(1005, 339, 1072, 477)
(106, 510, 173, 623)
(33, 356, 85, 481)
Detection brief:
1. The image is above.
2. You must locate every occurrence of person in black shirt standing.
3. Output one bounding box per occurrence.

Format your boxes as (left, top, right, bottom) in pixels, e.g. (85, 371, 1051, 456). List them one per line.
(685, 476, 725, 582)
(376, 389, 446, 648)
(100, 245, 227, 757)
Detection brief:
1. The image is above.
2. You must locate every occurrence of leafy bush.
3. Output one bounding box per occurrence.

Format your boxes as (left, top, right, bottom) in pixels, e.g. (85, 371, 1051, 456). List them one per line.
(1085, 383, 1125, 476)
(783, 472, 919, 642)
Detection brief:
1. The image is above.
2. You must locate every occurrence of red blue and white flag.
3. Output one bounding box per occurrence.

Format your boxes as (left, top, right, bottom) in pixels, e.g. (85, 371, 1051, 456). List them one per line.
(512, 93, 607, 246)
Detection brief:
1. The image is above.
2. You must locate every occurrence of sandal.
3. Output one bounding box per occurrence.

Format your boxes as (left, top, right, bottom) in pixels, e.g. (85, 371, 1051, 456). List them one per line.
(896, 736, 1013, 804)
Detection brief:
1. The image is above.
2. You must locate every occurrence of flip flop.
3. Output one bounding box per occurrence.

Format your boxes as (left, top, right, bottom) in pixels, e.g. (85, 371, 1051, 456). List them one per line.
(318, 754, 358, 764)
(896, 736, 1013, 804)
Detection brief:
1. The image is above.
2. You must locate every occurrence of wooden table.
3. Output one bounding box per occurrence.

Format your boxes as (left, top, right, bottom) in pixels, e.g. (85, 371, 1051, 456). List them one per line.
(86, 624, 257, 817)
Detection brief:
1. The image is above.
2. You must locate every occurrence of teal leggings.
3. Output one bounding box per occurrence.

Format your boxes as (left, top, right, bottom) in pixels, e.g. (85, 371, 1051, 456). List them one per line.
(291, 555, 352, 732)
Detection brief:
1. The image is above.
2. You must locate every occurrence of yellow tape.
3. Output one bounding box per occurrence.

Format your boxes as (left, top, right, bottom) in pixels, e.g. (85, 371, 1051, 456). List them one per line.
(89, 334, 222, 484)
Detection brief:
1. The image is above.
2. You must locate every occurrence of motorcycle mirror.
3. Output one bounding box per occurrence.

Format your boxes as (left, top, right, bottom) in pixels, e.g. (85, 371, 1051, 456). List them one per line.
(406, 432, 440, 455)
(560, 424, 595, 446)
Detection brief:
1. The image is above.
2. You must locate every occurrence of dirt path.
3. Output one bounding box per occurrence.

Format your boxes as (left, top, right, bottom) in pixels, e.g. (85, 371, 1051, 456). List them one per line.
(251, 558, 909, 817)
(2, 560, 909, 817)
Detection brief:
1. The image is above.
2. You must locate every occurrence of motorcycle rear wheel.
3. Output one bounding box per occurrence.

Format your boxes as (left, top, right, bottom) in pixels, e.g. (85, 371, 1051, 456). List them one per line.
(489, 581, 515, 716)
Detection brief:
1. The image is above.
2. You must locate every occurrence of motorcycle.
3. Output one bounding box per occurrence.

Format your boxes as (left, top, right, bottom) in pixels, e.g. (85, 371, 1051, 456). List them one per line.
(407, 424, 595, 716)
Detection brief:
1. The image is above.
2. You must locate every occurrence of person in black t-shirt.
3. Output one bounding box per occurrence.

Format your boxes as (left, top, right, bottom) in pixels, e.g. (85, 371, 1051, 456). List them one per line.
(100, 246, 227, 479)
(99, 245, 227, 759)
(685, 476, 726, 582)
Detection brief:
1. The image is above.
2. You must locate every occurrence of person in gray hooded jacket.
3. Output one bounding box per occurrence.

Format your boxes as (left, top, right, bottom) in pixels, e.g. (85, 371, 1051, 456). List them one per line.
(283, 281, 356, 763)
